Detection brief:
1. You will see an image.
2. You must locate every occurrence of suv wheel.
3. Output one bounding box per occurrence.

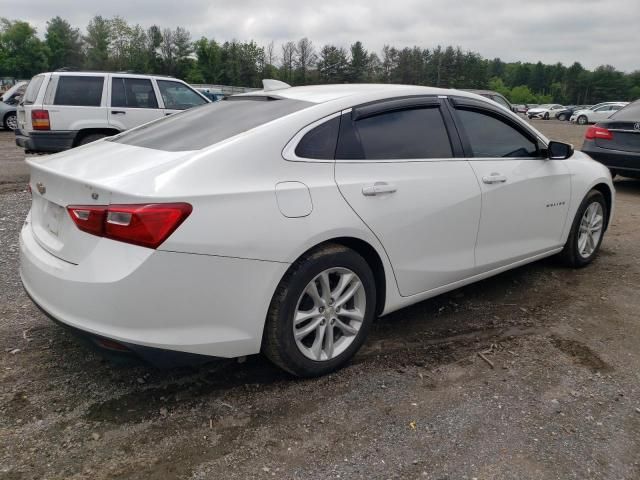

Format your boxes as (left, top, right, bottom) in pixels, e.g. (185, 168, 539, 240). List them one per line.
(3, 112, 17, 131)
(77, 133, 107, 146)
(262, 244, 376, 377)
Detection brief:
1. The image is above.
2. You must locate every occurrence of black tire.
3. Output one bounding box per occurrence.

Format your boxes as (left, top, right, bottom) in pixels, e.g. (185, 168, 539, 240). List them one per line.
(577, 115, 588, 125)
(77, 133, 107, 146)
(262, 244, 376, 377)
(609, 169, 617, 179)
(558, 190, 607, 268)
(557, 114, 567, 121)
(3, 112, 17, 131)
(544, 112, 550, 120)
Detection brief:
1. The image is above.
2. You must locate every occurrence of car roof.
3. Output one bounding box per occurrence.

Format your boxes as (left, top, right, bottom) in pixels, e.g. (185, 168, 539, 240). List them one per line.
(235, 84, 482, 105)
(43, 71, 177, 80)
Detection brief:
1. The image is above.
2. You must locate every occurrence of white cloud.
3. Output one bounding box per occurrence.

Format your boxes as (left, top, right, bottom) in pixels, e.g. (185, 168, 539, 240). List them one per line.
(12, 0, 640, 71)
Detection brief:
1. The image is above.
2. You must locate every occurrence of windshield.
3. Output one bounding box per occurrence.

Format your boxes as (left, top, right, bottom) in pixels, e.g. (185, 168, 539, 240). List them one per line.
(1, 82, 26, 102)
(610, 100, 640, 121)
(112, 97, 313, 151)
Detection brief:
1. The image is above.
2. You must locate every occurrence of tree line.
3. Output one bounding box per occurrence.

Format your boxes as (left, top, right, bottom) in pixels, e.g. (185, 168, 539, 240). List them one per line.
(1, 16, 639, 105)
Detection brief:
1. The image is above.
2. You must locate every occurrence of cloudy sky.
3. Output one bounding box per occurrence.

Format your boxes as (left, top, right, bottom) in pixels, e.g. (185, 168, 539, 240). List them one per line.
(11, 0, 640, 71)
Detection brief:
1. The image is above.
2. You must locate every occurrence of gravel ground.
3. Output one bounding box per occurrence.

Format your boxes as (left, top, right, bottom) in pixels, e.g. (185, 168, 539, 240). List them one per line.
(1, 122, 640, 479)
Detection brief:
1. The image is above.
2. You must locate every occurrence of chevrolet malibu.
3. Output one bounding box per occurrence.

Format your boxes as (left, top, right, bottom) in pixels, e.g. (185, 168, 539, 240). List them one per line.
(20, 82, 614, 377)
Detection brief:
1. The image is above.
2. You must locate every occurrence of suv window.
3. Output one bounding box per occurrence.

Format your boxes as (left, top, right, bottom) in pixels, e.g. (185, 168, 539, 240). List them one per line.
(54, 76, 104, 107)
(112, 78, 158, 109)
(336, 107, 452, 160)
(295, 116, 340, 159)
(23, 75, 44, 105)
(456, 108, 539, 158)
(157, 80, 206, 110)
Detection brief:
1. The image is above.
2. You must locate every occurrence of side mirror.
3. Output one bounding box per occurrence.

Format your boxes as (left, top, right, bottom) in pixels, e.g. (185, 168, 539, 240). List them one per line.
(547, 141, 574, 160)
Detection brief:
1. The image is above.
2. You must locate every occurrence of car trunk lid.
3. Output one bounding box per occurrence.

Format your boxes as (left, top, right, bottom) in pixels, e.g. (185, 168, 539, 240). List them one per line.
(597, 122, 640, 153)
(27, 140, 195, 264)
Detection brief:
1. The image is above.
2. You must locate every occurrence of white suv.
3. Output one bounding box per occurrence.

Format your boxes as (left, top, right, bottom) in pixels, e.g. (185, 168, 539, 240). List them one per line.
(15, 71, 209, 153)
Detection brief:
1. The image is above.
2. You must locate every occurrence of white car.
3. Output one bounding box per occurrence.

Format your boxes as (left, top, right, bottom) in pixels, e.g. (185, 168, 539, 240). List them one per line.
(526, 104, 565, 120)
(15, 71, 209, 154)
(20, 82, 614, 377)
(570, 102, 628, 125)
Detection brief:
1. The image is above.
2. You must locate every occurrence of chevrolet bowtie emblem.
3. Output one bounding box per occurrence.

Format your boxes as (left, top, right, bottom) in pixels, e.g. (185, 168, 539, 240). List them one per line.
(36, 182, 46, 195)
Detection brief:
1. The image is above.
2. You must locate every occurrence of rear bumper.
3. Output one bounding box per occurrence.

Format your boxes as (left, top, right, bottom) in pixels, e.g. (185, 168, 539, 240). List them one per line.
(19, 219, 288, 360)
(15, 129, 77, 153)
(582, 140, 640, 176)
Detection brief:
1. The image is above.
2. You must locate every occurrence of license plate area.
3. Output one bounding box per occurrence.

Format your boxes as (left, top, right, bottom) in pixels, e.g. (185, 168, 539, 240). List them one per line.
(43, 201, 65, 237)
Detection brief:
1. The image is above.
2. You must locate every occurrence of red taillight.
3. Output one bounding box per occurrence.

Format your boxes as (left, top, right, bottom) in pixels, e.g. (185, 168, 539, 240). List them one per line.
(67, 203, 192, 249)
(585, 126, 613, 141)
(31, 110, 50, 131)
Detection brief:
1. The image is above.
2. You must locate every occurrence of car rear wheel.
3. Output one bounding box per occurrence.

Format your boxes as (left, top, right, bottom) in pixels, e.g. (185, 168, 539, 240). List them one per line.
(262, 244, 376, 377)
(544, 112, 550, 120)
(577, 115, 588, 125)
(3, 112, 17, 131)
(559, 190, 607, 268)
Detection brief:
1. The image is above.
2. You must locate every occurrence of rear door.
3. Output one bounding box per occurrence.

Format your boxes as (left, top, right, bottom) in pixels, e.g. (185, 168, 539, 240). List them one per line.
(449, 98, 571, 271)
(333, 97, 481, 297)
(155, 79, 208, 116)
(108, 76, 164, 130)
(590, 105, 616, 123)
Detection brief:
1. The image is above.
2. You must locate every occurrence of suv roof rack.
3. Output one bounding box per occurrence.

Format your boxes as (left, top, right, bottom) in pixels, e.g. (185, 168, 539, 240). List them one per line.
(53, 68, 174, 78)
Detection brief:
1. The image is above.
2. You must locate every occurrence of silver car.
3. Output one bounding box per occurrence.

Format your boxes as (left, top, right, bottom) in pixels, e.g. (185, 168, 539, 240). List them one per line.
(0, 81, 27, 131)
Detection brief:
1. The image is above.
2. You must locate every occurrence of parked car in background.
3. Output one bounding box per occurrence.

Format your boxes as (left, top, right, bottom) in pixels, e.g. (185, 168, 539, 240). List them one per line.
(570, 102, 628, 125)
(19, 82, 614, 377)
(581, 99, 640, 179)
(15, 71, 209, 153)
(526, 104, 565, 120)
(0, 81, 28, 131)
(196, 88, 225, 102)
(555, 105, 592, 121)
(463, 89, 515, 112)
(513, 104, 527, 114)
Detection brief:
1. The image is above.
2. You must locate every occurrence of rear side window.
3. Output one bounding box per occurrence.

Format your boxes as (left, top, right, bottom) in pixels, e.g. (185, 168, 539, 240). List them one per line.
(456, 108, 539, 158)
(23, 75, 45, 105)
(336, 107, 453, 160)
(54, 76, 104, 107)
(111, 78, 158, 109)
(157, 80, 206, 110)
(295, 116, 340, 159)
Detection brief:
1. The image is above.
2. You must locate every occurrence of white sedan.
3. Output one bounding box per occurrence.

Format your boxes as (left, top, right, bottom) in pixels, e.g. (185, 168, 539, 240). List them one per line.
(526, 104, 565, 120)
(570, 102, 629, 125)
(20, 82, 614, 377)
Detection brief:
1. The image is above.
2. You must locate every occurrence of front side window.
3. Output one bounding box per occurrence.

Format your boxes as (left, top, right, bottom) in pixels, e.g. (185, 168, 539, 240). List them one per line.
(594, 105, 611, 112)
(54, 76, 104, 107)
(157, 80, 206, 110)
(111, 78, 158, 109)
(456, 108, 539, 158)
(336, 107, 453, 160)
(492, 95, 511, 109)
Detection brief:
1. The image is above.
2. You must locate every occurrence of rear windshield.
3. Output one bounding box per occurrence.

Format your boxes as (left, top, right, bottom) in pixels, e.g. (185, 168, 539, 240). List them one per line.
(610, 100, 640, 121)
(112, 98, 312, 151)
(23, 75, 45, 105)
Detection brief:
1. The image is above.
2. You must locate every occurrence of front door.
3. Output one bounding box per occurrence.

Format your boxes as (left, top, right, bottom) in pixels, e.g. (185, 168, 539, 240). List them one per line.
(450, 104, 571, 271)
(333, 99, 482, 297)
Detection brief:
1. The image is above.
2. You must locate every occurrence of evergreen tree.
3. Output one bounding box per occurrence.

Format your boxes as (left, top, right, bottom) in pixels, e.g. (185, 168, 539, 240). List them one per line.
(45, 17, 83, 70)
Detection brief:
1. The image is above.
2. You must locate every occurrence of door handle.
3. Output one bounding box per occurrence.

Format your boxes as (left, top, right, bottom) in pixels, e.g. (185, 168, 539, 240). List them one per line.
(111, 110, 126, 115)
(482, 174, 507, 184)
(362, 182, 397, 196)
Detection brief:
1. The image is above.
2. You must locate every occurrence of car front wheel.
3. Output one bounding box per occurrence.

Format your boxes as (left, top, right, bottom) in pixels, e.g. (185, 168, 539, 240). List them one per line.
(3, 112, 17, 131)
(577, 115, 588, 125)
(262, 244, 376, 377)
(559, 190, 607, 267)
(557, 114, 567, 121)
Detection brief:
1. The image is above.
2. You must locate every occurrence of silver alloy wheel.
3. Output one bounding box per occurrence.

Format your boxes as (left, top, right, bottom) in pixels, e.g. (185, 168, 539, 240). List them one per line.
(577, 202, 604, 259)
(5, 114, 17, 131)
(293, 267, 366, 361)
